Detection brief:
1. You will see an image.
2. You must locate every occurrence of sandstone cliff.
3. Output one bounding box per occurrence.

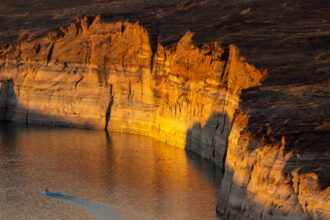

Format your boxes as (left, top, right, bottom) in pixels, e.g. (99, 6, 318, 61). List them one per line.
(0, 0, 329, 219)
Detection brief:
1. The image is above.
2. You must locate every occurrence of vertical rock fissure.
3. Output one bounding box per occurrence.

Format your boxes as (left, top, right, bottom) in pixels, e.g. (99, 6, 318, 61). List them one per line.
(74, 76, 84, 89)
(46, 42, 55, 66)
(222, 111, 237, 174)
(149, 22, 160, 74)
(128, 80, 131, 99)
(221, 101, 227, 134)
(127, 80, 133, 101)
(104, 84, 114, 130)
(220, 46, 229, 83)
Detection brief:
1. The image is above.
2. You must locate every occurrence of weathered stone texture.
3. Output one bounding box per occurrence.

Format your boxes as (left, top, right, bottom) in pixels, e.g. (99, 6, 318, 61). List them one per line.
(0, 0, 329, 219)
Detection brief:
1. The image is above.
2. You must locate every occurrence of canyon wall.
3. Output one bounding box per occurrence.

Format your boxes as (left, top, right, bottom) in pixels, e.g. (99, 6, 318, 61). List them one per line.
(0, 17, 265, 164)
(0, 3, 329, 220)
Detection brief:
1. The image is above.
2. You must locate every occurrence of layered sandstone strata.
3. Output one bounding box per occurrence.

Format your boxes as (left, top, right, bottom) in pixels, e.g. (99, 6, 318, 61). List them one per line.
(0, 0, 329, 219)
(0, 17, 265, 164)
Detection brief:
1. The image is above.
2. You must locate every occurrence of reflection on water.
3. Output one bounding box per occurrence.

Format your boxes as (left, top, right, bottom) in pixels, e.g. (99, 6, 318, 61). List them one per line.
(0, 122, 221, 219)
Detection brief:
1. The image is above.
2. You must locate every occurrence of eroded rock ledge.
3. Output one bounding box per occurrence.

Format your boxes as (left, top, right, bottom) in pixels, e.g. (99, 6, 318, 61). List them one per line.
(0, 15, 329, 220)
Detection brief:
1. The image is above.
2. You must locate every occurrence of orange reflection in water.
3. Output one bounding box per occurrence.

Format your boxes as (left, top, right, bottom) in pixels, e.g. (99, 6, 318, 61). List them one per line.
(0, 123, 221, 219)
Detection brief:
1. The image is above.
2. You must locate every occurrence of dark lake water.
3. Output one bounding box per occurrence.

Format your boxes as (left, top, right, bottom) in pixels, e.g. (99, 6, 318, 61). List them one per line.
(0, 122, 221, 219)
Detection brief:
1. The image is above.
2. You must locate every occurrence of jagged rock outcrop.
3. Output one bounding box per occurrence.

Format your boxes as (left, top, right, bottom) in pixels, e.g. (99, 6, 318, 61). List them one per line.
(0, 17, 265, 163)
(0, 0, 329, 219)
(217, 83, 330, 219)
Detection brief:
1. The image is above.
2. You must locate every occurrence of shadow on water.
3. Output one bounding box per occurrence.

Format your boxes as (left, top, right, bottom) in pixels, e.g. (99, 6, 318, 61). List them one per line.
(0, 79, 20, 153)
(185, 151, 222, 185)
(0, 121, 19, 147)
(105, 129, 113, 147)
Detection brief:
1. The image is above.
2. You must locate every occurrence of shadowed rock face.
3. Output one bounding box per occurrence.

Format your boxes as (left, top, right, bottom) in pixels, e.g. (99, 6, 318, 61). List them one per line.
(0, 0, 329, 219)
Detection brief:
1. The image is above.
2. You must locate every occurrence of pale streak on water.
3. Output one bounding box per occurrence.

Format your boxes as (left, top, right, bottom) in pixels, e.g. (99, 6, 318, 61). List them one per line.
(42, 191, 123, 220)
(0, 122, 221, 219)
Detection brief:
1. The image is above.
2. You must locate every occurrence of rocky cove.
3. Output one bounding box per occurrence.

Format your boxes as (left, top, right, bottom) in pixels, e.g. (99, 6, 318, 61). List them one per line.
(0, 0, 329, 219)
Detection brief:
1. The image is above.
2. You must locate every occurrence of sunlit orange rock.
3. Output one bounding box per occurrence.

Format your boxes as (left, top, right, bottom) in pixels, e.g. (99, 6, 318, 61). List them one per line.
(0, 0, 329, 219)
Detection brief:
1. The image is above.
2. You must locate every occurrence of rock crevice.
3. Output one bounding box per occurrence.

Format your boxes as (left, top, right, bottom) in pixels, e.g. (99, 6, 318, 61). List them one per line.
(0, 15, 329, 220)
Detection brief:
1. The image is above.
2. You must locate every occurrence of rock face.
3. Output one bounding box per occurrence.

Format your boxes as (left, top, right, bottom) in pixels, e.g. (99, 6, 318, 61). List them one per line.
(0, 17, 264, 163)
(0, 0, 329, 219)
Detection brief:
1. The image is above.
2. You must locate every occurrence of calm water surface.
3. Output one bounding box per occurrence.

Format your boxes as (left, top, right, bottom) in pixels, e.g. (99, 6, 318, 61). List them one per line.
(0, 122, 221, 219)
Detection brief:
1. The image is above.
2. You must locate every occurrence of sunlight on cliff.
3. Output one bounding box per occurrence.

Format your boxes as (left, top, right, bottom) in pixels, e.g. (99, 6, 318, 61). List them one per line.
(0, 14, 329, 220)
